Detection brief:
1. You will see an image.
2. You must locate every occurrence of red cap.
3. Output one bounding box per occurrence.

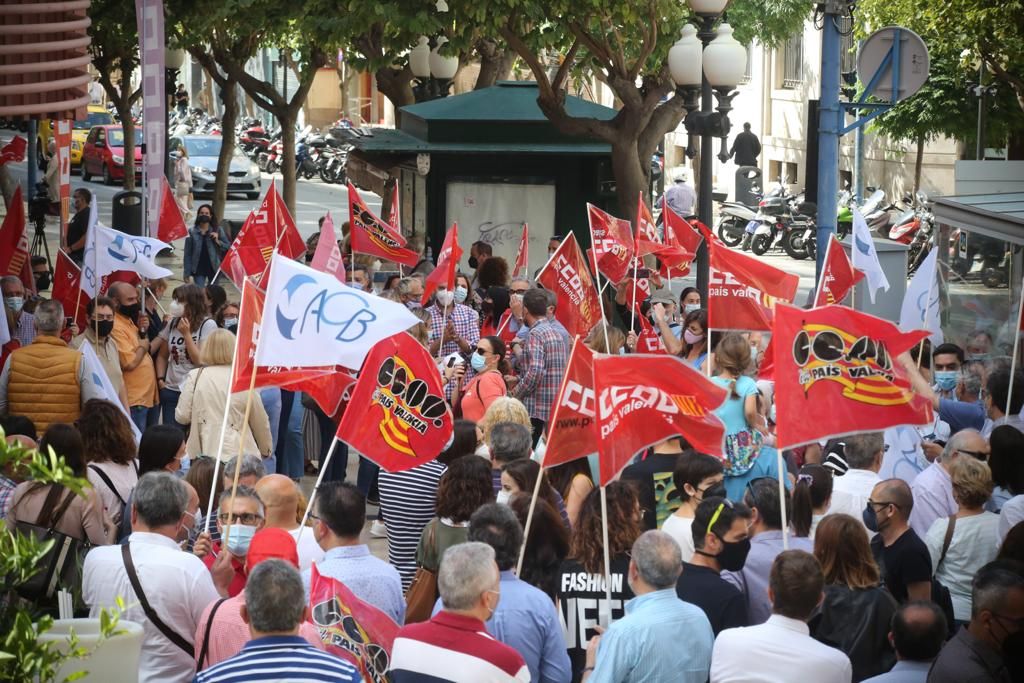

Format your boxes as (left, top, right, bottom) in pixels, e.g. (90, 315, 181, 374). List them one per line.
(246, 527, 299, 569)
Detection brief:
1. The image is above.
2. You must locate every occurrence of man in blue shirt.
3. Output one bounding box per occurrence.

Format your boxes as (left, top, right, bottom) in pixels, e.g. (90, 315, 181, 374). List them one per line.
(582, 530, 713, 683)
(863, 601, 947, 683)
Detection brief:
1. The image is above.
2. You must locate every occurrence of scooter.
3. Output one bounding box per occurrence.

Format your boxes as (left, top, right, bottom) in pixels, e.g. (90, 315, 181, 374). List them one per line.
(716, 201, 759, 247)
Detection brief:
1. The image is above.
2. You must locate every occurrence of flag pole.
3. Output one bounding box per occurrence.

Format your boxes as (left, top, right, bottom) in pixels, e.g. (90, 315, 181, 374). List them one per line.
(222, 337, 261, 549)
(296, 437, 340, 543)
(598, 484, 614, 629)
(629, 257, 639, 332)
(812, 237, 832, 307)
(587, 220, 611, 353)
(1005, 276, 1024, 418)
(205, 327, 240, 533)
(777, 448, 789, 551)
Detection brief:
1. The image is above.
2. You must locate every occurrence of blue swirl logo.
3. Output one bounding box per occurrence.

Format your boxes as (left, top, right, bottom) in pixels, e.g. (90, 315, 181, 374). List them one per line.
(274, 274, 378, 343)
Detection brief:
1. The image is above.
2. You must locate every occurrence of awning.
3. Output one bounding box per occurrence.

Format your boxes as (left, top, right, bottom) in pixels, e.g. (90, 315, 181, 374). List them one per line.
(933, 192, 1024, 243)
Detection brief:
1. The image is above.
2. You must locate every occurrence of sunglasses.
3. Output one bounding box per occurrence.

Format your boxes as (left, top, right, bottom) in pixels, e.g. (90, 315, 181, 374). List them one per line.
(474, 347, 490, 355)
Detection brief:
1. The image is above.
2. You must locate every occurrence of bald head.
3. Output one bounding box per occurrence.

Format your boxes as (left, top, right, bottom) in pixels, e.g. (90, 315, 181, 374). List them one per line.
(255, 474, 300, 529)
(108, 281, 138, 307)
(873, 478, 913, 520)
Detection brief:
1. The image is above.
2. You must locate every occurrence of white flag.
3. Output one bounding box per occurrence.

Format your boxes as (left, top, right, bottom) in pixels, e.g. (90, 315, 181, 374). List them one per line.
(81, 222, 173, 297)
(0, 304, 9, 348)
(851, 207, 890, 304)
(255, 253, 419, 369)
(899, 248, 943, 344)
(79, 342, 141, 443)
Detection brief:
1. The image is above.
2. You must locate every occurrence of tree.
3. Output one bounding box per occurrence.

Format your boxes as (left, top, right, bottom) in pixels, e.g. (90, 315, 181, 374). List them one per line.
(87, 0, 142, 191)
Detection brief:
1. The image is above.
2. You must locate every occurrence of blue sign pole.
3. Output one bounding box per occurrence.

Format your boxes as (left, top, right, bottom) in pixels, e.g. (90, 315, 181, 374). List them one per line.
(815, 10, 842, 279)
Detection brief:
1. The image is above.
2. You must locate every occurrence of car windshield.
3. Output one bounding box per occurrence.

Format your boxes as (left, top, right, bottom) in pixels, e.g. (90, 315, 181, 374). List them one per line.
(185, 138, 222, 157)
(74, 111, 113, 130)
(108, 129, 144, 147)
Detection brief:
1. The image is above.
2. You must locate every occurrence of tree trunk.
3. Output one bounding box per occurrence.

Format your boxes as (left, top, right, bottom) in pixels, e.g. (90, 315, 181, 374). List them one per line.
(213, 79, 240, 220)
(914, 132, 925, 192)
(610, 139, 648, 221)
(278, 113, 298, 215)
(120, 109, 136, 191)
(1009, 131, 1024, 160)
(376, 66, 415, 127)
(475, 43, 515, 89)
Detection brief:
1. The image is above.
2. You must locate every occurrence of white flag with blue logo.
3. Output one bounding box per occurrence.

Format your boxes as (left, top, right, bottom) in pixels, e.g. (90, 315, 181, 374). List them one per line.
(81, 222, 173, 297)
(851, 207, 890, 303)
(79, 342, 141, 443)
(255, 253, 419, 369)
(899, 247, 943, 344)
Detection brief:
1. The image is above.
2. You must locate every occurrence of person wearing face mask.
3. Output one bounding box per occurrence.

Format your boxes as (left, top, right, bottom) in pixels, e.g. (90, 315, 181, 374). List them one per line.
(621, 436, 696, 532)
(927, 559, 1024, 683)
(157, 284, 218, 430)
(450, 336, 507, 423)
(480, 287, 513, 341)
(216, 302, 239, 334)
(964, 329, 994, 363)
(663, 308, 708, 370)
(427, 282, 480, 360)
(195, 486, 266, 598)
(31, 256, 51, 293)
(1, 275, 35, 347)
(182, 205, 223, 287)
(661, 453, 726, 560)
(453, 273, 473, 308)
(71, 296, 129, 409)
(107, 281, 158, 433)
(468, 241, 492, 290)
(676, 497, 752, 635)
(866, 478, 935, 605)
(396, 276, 425, 310)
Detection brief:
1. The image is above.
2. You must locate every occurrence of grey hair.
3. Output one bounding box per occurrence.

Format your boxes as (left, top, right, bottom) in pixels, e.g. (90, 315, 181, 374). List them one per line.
(631, 530, 683, 590)
(960, 364, 984, 397)
(942, 428, 982, 463)
(133, 471, 189, 527)
(217, 484, 264, 517)
(33, 299, 65, 334)
(0, 275, 22, 290)
(489, 422, 531, 464)
(469, 503, 523, 571)
(244, 559, 306, 632)
(438, 542, 498, 611)
(843, 432, 883, 470)
(396, 277, 420, 298)
(510, 276, 531, 288)
(971, 560, 1024, 618)
(224, 454, 265, 482)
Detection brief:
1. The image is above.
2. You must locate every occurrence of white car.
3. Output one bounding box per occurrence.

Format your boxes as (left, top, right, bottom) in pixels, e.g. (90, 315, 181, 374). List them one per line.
(170, 134, 261, 199)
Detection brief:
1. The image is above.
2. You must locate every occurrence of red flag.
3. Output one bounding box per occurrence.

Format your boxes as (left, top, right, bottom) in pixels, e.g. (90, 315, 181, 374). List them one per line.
(348, 182, 419, 268)
(309, 564, 399, 680)
(220, 186, 305, 287)
(691, 218, 721, 247)
(0, 136, 26, 165)
(157, 178, 188, 243)
(0, 186, 33, 292)
(52, 250, 89, 330)
(421, 223, 462, 306)
(537, 233, 603, 339)
(708, 241, 799, 331)
(814, 234, 864, 307)
(544, 339, 599, 468)
(388, 181, 400, 232)
(592, 354, 728, 484)
(772, 303, 934, 448)
(635, 193, 662, 257)
(757, 335, 776, 381)
(513, 223, 529, 278)
(663, 200, 703, 255)
(336, 332, 454, 472)
(636, 313, 667, 354)
(586, 204, 634, 284)
(310, 213, 346, 284)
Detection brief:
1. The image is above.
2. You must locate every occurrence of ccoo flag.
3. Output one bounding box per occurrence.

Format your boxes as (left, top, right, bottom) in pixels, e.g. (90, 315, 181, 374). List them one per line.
(513, 223, 529, 278)
(348, 182, 420, 268)
(336, 332, 453, 473)
(255, 253, 419, 370)
(772, 302, 933, 449)
(81, 222, 173, 297)
(157, 178, 188, 243)
(537, 233, 603, 339)
(543, 339, 599, 470)
(310, 212, 347, 284)
(421, 223, 462, 306)
(586, 203, 634, 284)
(813, 234, 865, 307)
(708, 240, 799, 331)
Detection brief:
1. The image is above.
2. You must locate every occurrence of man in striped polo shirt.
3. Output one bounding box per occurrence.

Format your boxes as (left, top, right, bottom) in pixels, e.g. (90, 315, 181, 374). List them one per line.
(389, 542, 530, 682)
(194, 559, 360, 683)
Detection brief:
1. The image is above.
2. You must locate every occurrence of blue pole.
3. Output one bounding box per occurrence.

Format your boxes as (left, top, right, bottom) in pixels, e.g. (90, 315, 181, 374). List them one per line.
(853, 39, 865, 203)
(27, 120, 38, 196)
(815, 10, 841, 280)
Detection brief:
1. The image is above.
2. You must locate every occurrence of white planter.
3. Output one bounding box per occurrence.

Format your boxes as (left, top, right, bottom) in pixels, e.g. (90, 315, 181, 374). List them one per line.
(37, 618, 144, 683)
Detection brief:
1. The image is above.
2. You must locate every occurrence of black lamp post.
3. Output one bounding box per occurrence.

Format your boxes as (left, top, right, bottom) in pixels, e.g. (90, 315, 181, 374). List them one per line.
(409, 35, 459, 103)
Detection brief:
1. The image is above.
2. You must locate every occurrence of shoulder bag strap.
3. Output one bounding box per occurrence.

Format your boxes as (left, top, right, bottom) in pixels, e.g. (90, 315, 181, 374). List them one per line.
(89, 464, 127, 506)
(197, 597, 228, 669)
(121, 544, 196, 657)
(939, 515, 957, 568)
(34, 483, 67, 528)
(49, 488, 78, 529)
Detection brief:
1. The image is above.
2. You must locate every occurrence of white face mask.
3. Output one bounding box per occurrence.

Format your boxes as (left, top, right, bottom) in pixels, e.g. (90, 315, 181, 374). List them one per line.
(496, 490, 512, 505)
(683, 303, 701, 314)
(169, 301, 185, 317)
(436, 289, 454, 307)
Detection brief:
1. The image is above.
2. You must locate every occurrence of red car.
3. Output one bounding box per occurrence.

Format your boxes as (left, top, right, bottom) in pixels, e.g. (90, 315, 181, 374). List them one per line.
(81, 125, 143, 185)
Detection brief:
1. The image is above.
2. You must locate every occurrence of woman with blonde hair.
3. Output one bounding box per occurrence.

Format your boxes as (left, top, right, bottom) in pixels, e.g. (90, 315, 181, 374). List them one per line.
(584, 322, 625, 355)
(712, 333, 766, 478)
(475, 396, 531, 458)
(175, 328, 272, 461)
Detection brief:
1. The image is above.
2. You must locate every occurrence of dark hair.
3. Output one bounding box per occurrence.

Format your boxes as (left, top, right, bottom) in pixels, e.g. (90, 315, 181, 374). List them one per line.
(932, 343, 965, 365)
(502, 458, 561, 511)
(986, 369, 1024, 417)
(484, 287, 510, 326)
(569, 481, 641, 573)
(194, 203, 217, 226)
(745, 477, 802, 532)
(509, 492, 569, 600)
(436, 455, 493, 523)
(770, 550, 824, 620)
(989, 425, 1024, 495)
(998, 522, 1024, 563)
(0, 415, 37, 441)
(679, 287, 699, 304)
(205, 284, 227, 318)
(315, 482, 365, 538)
(468, 503, 523, 571)
(522, 289, 549, 317)
(86, 295, 116, 316)
(477, 257, 509, 290)
(673, 452, 724, 503)
(909, 339, 932, 369)
(38, 423, 85, 477)
(472, 241, 493, 257)
(971, 559, 1024, 618)
(791, 464, 833, 537)
(138, 425, 185, 476)
(73, 187, 92, 203)
(439, 419, 479, 466)
(479, 335, 507, 373)
(172, 283, 209, 329)
(184, 456, 220, 515)
(547, 459, 594, 501)
(692, 496, 752, 550)
(78, 399, 137, 465)
(680, 309, 708, 355)
(891, 601, 948, 661)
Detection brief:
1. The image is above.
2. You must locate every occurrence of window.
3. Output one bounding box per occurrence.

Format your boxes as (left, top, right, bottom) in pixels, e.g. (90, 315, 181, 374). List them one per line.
(781, 35, 803, 89)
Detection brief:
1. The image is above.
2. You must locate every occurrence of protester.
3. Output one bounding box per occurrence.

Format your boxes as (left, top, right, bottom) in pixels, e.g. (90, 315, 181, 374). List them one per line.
(712, 550, 853, 683)
(80, 398, 138, 526)
(182, 206, 222, 287)
(176, 329, 272, 461)
(305, 481, 404, 623)
(116, 424, 189, 539)
(222, 454, 265, 489)
(108, 281, 158, 432)
(396, 276, 425, 309)
(216, 301, 239, 333)
(415, 455, 493, 574)
(156, 284, 218, 429)
(469, 241, 493, 291)
(910, 428, 988, 537)
(673, 309, 709, 369)
(197, 486, 266, 598)
(480, 286, 513, 340)
(988, 425, 1024, 514)
(378, 455, 448, 589)
(251, 474, 322, 572)
(427, 283, 479, 359)
(71, 296, 128, 408)
(65, 187, 91, 265)
(557, 482, 641, 681)
(827, 432, 883, 527)
(547, 460, 595, 528)
(660, 451, 725, 559)
(195, 558, 359, 683)
(999, 522, 1024, 562)
(143, 277, 168, 342)
(5, 423, 114, 544)
(724, 477, 813, 624)
(712, 334, 766, 485)
(861, 601, 947, 683)
(927, 559, 1024, 682)
(391, 541, 530, 681)
(868, 479, 933, 603)
(980, 368, 1024, 436)
(621, 436, 689, 531)
(2, 276, 35, 348)
(184, 456, 222, 537)
(792, 463, 834, 538)
(478, 397, 532, 459)
(489, 421, 533, 492)
(584, 322, 625, 355)
(508, 492, 570, 601)
(676, 497, 751, 635)
(204, 284, 227, 322)
(500, 458, 564, 526)
(810, 513, 898, 680)
(83, 472, 230, 683)
(508, 289, 569, 444)
(925, 456, 999, 623)
(441, 419, 480, 464)
(582, 530, 713, 683)
(451, 335, 507, 422)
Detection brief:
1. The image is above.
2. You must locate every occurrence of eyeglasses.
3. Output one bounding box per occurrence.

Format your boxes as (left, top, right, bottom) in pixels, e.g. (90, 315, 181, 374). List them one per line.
(991, 613, 1024, 629)
(866, 499, 899, 510)
(957, 449, 989, 461)
(218, 512, 263, 525)
(511, 289, 528, 295)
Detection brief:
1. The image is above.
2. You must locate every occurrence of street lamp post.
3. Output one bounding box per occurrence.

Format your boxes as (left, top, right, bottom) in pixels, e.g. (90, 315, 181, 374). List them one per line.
(164, 48, 186, 181)
(410, 35, 459, 103)
(668, 0, 746, 297)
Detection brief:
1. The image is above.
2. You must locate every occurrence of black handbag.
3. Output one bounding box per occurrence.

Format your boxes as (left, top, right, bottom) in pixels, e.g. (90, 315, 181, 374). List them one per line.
(14, 484, 90, 602)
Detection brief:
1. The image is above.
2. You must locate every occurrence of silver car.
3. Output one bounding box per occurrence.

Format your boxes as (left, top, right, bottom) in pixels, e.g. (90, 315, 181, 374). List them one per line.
(169, 134, 261, 199)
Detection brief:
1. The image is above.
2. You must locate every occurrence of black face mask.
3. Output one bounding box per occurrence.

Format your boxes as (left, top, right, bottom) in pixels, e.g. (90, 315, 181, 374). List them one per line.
(94, 319, 114, 338)
(701, 482, 728, 501)
(468, 256, 479, 270)
(119, 302, 141, 323)
(863, 503, 889, 533)
(35, 273, 51, 291)
(714, 537, 751, 572)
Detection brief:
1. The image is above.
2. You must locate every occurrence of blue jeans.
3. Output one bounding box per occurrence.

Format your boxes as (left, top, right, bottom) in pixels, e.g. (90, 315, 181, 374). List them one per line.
(259, 387, 281, 475)
(129, 405, 149, 434)
(357, 457, 379, 502)
(277, 392, 305, 481)
(192, 274, 210, 287)
(159, 387, 185, 431)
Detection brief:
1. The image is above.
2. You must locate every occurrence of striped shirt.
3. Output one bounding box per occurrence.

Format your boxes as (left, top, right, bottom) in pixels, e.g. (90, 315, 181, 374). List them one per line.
(390, 611, 530, 682)
(193, 635, 360, 683)
(378, 460, 447, 589)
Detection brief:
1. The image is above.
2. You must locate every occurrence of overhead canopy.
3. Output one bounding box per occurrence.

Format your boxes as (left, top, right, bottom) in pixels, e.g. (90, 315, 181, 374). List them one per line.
(934, 192, 1024, 243)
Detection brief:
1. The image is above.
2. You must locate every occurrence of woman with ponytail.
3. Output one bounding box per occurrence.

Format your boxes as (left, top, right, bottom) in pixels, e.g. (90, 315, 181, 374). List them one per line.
(792, 464, 834, 538)
(712, 334, 767, 481)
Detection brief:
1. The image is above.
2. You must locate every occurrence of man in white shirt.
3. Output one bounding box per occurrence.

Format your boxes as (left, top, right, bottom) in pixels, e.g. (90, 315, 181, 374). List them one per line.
(83, 472, 233, 683)
(255, 474, 324, 571)
(827, 431, 883, 529)
(711, 550, 852, 683)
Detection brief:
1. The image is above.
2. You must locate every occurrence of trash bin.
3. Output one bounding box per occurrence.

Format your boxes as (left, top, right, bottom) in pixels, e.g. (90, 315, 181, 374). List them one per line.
(735, 166, 762, 208)
(111, 190, 143, 236)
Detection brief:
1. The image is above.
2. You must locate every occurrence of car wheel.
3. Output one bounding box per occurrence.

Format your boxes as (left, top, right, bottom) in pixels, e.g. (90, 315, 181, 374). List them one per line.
(81, 162, 92, 182)
(103, 164, 114, 186)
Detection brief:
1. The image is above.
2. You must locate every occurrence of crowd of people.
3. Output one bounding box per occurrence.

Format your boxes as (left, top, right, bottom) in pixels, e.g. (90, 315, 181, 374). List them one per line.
(1, 196, 1023, 683)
